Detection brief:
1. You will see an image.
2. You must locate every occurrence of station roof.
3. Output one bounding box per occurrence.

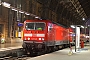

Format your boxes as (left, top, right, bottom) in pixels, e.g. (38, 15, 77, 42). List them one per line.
(2, 0, 90, 26)
(36, 0, 90, 25)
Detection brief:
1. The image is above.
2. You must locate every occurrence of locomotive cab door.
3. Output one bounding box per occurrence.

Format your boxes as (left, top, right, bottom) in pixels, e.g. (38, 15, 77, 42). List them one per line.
(47, 23, 55, 46)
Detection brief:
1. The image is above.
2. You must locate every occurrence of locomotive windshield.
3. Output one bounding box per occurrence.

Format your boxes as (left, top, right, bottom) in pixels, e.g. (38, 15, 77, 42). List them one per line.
(25, 22, 45, 30)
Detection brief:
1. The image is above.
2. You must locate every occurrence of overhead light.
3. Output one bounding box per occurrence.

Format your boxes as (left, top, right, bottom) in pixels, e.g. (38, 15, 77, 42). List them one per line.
(85, 26, 87, 28)
(0, 2, 1, 5)
(0, 0, 1, 5)
(2, 2, 11, 8)
(25, 13, 30, 15)
(14, 9, 18, 11)
(70, 25, 75, 28)
(35, 16, 41, 20)
(35, 16, 39, 18)
(81, 26, 84, 28)
(11, 8, 16, 10)
(88, 25, 90, 26)
(11, 7, 18, 11)
(82, 18, 85, 20)
(19, 11, 24, 13)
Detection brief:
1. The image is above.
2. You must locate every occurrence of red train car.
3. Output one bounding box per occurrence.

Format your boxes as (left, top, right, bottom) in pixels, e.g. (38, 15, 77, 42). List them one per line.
(22, 19, 73, 54)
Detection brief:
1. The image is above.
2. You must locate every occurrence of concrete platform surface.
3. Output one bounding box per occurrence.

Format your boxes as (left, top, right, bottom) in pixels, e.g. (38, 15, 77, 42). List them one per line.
(27, 46, 90, 60)
(0, 38, 22, 51)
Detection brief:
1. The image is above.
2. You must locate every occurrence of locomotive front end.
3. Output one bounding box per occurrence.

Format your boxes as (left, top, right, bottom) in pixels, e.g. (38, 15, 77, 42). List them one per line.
(22, 20, 46, 53)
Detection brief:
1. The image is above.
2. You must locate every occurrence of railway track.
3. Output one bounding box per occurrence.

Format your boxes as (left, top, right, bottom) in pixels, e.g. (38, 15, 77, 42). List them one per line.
(0, 56, 31, 60)
(0, 48, 46, 60)
(0, 48, 32, 60)
(0, 46, 69, 60)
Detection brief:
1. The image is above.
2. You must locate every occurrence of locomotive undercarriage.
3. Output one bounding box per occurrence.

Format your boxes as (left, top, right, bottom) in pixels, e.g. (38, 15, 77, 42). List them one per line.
(22, 41, 46, 55)
(22, 41, 71, 55)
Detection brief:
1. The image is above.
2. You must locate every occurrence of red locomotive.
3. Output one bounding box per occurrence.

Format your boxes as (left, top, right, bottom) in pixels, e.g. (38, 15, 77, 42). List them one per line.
(22, 19, 73, 54)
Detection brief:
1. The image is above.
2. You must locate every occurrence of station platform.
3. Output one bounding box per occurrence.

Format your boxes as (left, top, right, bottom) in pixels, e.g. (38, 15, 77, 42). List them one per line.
(27, 46, 90, 60)
(0, 38, 22, 51)
(0, 38, 90, 60)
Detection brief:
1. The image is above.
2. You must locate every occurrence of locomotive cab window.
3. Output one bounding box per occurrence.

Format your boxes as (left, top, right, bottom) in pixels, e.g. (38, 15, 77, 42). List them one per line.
(35, 23, 45, 30)
(25, 22, 45, 30)
(25, 23, 34, 30)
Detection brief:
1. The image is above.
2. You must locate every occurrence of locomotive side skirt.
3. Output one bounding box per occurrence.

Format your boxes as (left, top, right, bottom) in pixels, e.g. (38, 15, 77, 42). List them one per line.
(46, 40, 69, 46)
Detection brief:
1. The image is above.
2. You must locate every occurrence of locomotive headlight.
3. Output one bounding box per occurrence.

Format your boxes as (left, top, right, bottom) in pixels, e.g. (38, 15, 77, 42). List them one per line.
(39, 38, 41, 40)
(42, 38, 44, 40)
(28, 38, 30, 40)
(25, 38, 26, 40)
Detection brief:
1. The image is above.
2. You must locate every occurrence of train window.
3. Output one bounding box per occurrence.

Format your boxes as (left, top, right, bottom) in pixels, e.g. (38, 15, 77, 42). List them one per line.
(35, 23, 45, 30)
(25, 23, 34, 30)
